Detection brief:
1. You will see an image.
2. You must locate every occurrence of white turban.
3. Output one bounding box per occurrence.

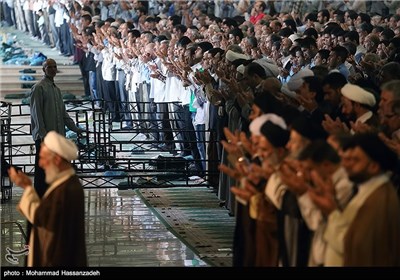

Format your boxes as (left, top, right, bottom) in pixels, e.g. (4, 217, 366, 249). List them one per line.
(236, 64, 245, 75)
(287, 68, 314, 91)
(92, 15, 101, 23)
(254, 59, 280, 77)
(289, 33, 300, 44)
(341, 83, 376, 107)
(225, 50, 250, 62)
(249, 113, 287, 136)
(44, 131, 78, 161)
(110, 22, 120, 29)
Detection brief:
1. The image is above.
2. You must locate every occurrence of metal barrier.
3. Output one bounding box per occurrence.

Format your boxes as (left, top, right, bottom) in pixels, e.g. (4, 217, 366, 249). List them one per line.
(3, 99, 220, 193)
(1, 101, 13, 202)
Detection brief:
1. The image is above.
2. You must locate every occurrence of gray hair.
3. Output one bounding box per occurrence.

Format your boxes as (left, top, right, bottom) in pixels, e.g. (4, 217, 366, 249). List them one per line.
(381, 79, 400, 100)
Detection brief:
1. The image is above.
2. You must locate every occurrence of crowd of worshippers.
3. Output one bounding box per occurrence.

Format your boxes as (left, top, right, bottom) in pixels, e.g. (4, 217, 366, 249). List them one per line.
(7, 1, 400, 266)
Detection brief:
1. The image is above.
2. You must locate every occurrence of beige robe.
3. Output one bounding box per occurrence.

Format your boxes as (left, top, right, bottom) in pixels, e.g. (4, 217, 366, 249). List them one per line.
(18, 169, 87, 267)
(324, 173, 400, 266)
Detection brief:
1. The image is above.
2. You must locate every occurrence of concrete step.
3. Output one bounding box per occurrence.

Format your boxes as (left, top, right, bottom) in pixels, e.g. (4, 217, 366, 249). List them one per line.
(1, 78, 83, 84)
(0, 65, 79, 70)
(2, 69, 82, 74)
(1, 73, 82, 79)
(0, 65, 84, 96)
(1, 84, 83, 92)
(1, 86, 84, 96)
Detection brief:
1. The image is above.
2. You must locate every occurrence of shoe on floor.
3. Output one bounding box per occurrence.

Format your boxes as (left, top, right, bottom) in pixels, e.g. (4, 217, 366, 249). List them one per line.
(19, 68, 36, 73)
(21, 83, 33, 89)
(131, 146, 145, 154)
(20, 75, 35, 81)
(150, 143, 159, 148)
(158, 144, 172, 151)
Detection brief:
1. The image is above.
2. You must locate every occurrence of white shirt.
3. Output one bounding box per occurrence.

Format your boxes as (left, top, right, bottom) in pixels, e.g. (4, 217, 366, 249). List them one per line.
(101, 48, 116, 81)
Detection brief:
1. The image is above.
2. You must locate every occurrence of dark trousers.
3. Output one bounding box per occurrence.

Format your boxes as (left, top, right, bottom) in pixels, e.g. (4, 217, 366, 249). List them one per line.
(34, 139, 48, 198)
(103, 80, 118, 121)
(60, 20, 72, 55)
(3, 2, 14, 27)
(156, 102, 173, 144)
(96, 63, 104, 104)
(176, 105, 202, 171)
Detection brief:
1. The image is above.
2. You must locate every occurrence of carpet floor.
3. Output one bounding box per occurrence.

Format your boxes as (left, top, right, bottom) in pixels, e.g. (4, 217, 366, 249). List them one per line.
(136, 187, 235, 267)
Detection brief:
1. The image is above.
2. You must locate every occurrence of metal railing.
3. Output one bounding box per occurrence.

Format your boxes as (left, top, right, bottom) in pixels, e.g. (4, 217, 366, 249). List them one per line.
(2, 99, 220, 195)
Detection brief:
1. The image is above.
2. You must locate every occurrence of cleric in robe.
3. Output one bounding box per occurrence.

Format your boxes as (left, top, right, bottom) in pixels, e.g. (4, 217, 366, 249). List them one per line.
(8, 131, 87, 267)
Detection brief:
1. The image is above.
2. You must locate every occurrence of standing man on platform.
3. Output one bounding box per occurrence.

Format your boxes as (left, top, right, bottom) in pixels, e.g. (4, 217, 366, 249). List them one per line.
(8, 131, 87, 267)
(30, 58, 84, 198)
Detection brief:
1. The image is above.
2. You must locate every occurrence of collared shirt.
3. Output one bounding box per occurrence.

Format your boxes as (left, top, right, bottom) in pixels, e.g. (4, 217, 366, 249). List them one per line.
(101, 48, 116, 81)
(337, 63, 350, 80)
(350, 111, 373, 134)
(30, 76, 78, 141)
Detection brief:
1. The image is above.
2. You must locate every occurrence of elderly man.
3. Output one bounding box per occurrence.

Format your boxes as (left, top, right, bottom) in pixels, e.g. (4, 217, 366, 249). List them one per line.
(379, 80, 400, 125)
(230, 114, 290, 267)
(8, 131, 87, 267)
(30, 58, 84, 198)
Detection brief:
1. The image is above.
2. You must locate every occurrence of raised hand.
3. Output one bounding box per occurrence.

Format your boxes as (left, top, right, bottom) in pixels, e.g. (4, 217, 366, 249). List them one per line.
(279, 160, 309, 196)
(349, 121, 376, 134)
(239, 132, 254, 157)
(8, 167, 32, 189)
(322, 114, 349, 135)
(379, 132, 400, 156)
(219, 163, 241, 181)
(223, 127, 240, 145)
(307, 170, 337, 216)
(231, 179, 259, 203)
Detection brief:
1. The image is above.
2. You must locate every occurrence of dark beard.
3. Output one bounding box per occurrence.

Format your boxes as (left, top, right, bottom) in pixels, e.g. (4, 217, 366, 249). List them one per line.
(349, 172, 370, 184)
(380, 124, 391, 136)
(347, 111, 357, 122)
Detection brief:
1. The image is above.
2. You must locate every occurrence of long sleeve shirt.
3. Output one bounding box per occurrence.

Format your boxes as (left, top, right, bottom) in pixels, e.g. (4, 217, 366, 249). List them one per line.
(30, 76, 79, 141)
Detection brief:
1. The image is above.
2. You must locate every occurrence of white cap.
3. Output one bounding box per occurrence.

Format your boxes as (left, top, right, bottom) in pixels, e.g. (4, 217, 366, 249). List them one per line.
(254, 59, 280, 77)
(110, 22, 120, 29)
(44, 131, 78, 161)
(225, 50, 250, 62)
(236, 64, 245, 75)
(287, 68, 314, 91)
(341, 83, 376, 107)
(92, 15, 101, 23)
(249, 113, 287, 136)
(288, 33, 300, 44)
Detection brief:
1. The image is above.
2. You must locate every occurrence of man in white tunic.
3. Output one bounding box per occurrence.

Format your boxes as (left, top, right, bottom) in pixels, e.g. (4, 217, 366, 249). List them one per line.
(8, 131, 87, 267)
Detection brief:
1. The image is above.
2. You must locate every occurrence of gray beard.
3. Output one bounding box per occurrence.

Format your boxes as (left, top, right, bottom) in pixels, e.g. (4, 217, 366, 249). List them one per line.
(45, 165, 61, 184)
(267, 151, 281, 169)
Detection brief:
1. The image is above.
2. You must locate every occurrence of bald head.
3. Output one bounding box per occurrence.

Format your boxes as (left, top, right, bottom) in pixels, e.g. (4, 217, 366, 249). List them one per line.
(42, 59, 57, 79)
(43, 58, 56, 68)
(145, 43, 155, 54)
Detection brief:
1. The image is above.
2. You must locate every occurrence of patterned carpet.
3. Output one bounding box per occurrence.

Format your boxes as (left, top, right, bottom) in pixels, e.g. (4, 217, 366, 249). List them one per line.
(136, 187, 235, 267)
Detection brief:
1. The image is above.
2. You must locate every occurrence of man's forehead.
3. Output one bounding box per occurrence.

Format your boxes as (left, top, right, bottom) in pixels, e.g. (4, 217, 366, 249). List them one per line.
(44, 60, 57, 67)
(40, 144, 52, 154)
